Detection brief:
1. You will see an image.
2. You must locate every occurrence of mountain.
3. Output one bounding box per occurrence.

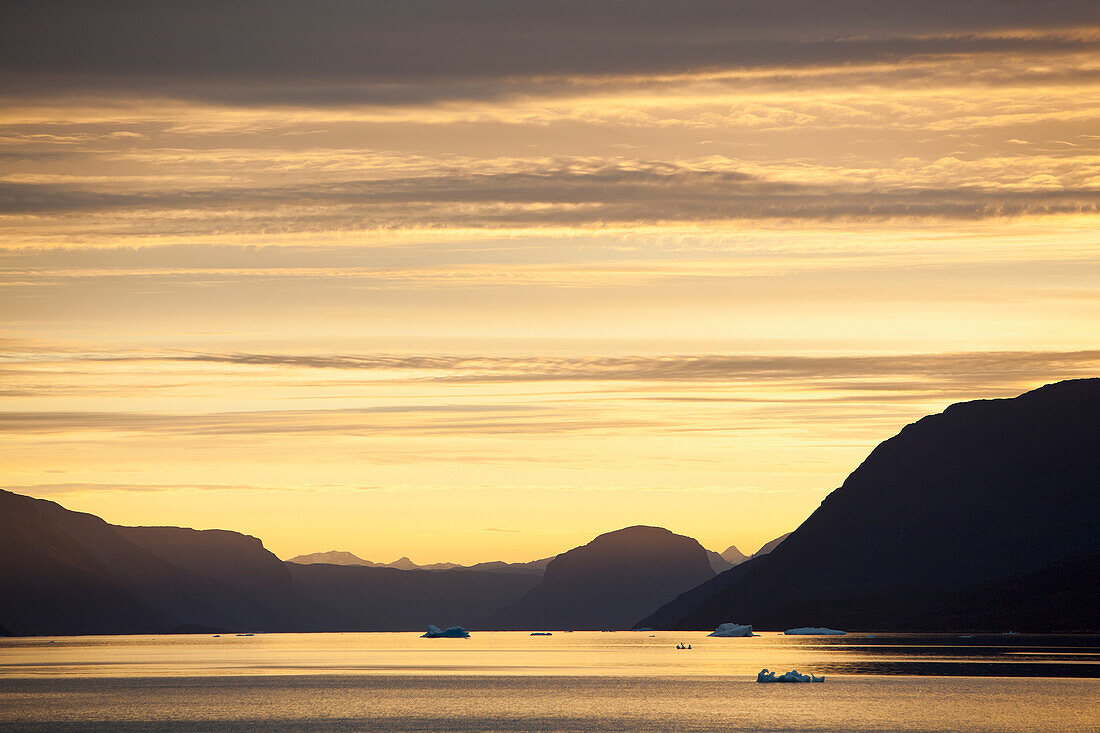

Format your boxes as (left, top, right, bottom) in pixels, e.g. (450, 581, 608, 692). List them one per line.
(418, 561, 463, 571)
(638, 379, 1100, 632)
(285, 550, 375, 566)
(0, 490, 546, 635)
(115, 525, 295, 621)
(750, 533, 789, 558)
(0, 490, 295, 636)
(386, 556, 420, 571)
(488, 526, 715, 630)
(463, 557, 555, 576)
(635, 531, 792, 631)
(282, 552, 432, 570)
(287, 551, 552, 575)
(711, 534, 787, 572)
(720, 545, 748, 565)
(706, 550, 734, 573)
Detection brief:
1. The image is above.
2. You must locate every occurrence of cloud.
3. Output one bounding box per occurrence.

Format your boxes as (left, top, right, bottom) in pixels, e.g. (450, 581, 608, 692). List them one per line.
(14, 348, 1100, 384)
(1, 162, 1097, 229)
(2, 1, 1098, 105)
(4, 482, 322, 495)
(0, 406, 656, 437)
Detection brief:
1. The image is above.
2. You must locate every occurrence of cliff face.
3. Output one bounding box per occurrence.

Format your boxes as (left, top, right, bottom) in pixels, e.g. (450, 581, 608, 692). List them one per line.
(490, 525, 715, 630)
(639, 379, 1100, 632)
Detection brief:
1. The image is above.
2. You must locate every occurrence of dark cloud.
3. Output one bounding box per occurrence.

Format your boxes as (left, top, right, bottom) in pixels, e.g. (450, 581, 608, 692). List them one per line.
(2, 164, 1097, 226)
(2, 1, 1097, 105)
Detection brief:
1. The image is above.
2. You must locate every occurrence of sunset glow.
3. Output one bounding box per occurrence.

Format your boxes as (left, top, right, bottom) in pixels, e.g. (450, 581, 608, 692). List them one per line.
(2, 1, 1098, 563)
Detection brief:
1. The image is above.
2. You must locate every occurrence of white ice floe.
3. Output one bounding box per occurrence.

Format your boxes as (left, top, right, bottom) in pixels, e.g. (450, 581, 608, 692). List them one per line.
(422, 624, 470, 638)
(783, 627, 846, 635)
(757, 668, 825, 683)
(708, 623, 755, 637)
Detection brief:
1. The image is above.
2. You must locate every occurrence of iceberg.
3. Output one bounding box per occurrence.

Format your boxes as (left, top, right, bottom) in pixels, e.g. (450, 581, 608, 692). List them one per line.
(757, 668, 825, 683)
(708, 623, 755, 637)
(783, 627, 846, 635)
(421, 624, 470, 638)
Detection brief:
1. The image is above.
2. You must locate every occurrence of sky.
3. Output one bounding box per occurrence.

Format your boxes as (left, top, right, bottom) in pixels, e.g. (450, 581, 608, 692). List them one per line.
(1, 1, 1098, 564)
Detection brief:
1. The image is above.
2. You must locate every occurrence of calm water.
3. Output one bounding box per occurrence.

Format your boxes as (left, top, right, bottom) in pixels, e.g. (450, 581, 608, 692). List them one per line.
(1, 632, 1097, 731)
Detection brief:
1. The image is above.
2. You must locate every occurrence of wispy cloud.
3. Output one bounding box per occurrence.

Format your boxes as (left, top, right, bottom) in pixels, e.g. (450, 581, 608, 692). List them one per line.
(2, 164, 1097, 230)
(74, 349, 1100, 384)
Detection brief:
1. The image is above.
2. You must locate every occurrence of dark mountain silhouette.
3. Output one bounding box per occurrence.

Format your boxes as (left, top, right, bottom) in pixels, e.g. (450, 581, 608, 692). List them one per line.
(0, 490, 543, 635)
(285, 564, 539, 631)
(463, 557, 554, 576)
(117, 525, 294, 615)
(720, 544, 748, 565)
(750, 533, 789, 558)
(0, 490, 295, 635)
(638, 379, 1100, 632)
(489, 525, 715, 630)
(635, 531, 792, 631)
(706, 550, 734, 573)
(418, 561, 464, 571)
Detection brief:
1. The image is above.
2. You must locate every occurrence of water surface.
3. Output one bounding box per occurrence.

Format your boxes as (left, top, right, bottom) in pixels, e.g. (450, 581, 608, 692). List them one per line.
(2, 632, 1097, 731)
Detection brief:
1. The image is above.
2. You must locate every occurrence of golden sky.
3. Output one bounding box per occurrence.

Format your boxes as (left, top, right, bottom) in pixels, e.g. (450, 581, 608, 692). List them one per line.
(1, 1, 1098, 563)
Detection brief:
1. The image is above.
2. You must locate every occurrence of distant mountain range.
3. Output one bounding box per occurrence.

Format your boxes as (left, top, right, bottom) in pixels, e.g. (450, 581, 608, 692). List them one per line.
(716, 534, 789, 568)
(639, 378, 1100, 633)
(287, 544, 770, 577)
(0, 491, 736, 635)
(3, 379, 1096, 636)
(286, 550, 553, 576)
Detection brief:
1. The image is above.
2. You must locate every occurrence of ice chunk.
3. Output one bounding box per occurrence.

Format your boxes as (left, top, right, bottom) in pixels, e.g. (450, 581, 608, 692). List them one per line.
(783, 627, 846, 635)
(757, 668, 825, 683)
(708, 623, 755, 637)
(422, 624, 470, 638)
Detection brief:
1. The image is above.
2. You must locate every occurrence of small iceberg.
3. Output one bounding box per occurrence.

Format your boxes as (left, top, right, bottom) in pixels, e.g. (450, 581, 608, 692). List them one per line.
(708, 623, 755, 637)
(422, 624, 470, 638)
(530, 632, 553, 636)
(757, 668, 824, 683)
(783, 627, 846, 635)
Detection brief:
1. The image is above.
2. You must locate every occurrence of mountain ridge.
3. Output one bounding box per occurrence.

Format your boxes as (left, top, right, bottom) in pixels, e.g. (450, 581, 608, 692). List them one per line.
(638, 378, 1100, 632)
(489, 525, 715, 630)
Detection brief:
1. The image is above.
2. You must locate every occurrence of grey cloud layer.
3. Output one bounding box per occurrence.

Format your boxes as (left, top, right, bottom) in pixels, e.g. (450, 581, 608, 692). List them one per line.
(42, 349, 1100, 384)
(4, 350, 1095, 437)
(3, 1, 1098, 104)
(3, 164, 1097, 227)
